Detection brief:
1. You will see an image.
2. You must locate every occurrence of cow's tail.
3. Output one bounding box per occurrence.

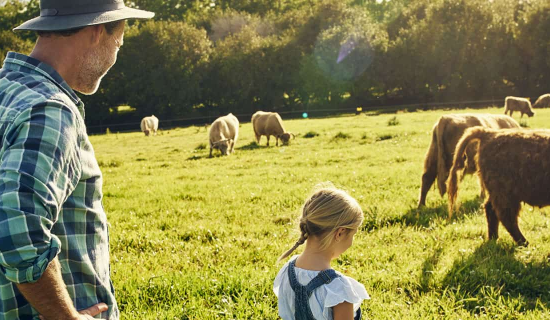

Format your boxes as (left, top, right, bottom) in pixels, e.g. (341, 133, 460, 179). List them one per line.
(447, 127, 488, 218)
(436, 117, 448, 196)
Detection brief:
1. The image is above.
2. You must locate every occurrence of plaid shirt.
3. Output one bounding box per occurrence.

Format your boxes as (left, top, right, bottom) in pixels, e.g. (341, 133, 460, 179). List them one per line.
(0, 52, 119, 320)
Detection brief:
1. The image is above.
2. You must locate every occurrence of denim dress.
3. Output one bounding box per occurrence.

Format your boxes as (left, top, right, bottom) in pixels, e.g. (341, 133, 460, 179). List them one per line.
(274, 256, 370, 320)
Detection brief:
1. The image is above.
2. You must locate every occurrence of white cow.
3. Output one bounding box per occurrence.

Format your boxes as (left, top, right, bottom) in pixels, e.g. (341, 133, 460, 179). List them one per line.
(251, 111, 294, 146)
(209, 113, 239, 157)
(141, 115, 159, 136)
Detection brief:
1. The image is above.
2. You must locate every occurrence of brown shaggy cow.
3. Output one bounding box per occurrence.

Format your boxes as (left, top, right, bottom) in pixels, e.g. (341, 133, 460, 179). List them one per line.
(504, 96, 534, 118)
(418, 114, 520, 207)
(533, 94, 550, 109)
(448, 128, 550, 245)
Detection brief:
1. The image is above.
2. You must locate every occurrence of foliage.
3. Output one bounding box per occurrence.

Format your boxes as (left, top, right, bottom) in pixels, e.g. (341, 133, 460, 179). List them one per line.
(88, 20, 212, 120)
(2, 0, 550, 129)
(0, 30, 33, 58)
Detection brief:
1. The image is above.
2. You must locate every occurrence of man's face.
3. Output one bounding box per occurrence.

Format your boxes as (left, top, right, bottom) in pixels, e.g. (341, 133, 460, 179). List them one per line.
(78, 21, 125, 95)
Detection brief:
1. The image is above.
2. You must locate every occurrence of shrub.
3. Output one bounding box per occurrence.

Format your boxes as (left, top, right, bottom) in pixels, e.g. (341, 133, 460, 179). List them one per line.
(376, 133, 394, 141)
(387, 116, 400, 126)
(519, 120, 529, 128)
(332, 132, 351, 140)
(195, 143, 207, 150)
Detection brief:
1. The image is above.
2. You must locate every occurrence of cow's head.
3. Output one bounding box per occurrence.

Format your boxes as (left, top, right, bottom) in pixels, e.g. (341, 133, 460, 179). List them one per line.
(278, 132, 295, 145)
(213, 139, 232, 155)
(527, 110, 535, 117)
(143, 130, 150, 136)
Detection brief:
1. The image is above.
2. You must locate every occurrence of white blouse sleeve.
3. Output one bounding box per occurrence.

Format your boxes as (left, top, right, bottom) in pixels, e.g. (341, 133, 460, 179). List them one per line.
(273, 262, 288, 297)
(273, 256, 296, 297)
(324, 275, 370, 312)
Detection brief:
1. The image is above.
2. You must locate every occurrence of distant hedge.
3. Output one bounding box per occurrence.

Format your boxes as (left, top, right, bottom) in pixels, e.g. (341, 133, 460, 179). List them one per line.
(2, 0, 549, 129)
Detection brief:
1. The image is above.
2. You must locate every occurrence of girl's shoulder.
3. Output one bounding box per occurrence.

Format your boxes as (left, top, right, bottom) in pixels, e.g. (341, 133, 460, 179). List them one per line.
(322, 271, 370, 308)
(274, 256, 370, 304)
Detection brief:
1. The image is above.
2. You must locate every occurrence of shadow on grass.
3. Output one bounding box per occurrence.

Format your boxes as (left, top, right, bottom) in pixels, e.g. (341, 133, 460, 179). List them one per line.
(440, 241, 550, 312)
(188, 152, 234, 160)
(363, 196, 483, 231)
(419, 246, 444, 292)
(236, 141, 267, 151)
(186, 155, 206, 161)
(363, 104, 496, 116)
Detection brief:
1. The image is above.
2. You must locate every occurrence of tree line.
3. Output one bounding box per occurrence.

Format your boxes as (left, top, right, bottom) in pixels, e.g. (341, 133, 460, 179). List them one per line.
(1, 0, 549, 131)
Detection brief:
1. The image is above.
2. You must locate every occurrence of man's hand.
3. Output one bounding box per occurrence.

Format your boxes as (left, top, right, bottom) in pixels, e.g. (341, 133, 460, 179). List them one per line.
(39, 303, 108, 320)
(78, 303, 109, 318)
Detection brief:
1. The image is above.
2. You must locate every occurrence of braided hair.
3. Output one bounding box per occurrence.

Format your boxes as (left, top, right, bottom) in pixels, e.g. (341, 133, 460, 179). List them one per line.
(277, 185, 364, 262)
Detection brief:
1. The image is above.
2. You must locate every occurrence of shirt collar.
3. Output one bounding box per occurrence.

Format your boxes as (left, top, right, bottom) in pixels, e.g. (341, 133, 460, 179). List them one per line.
(2, 52, 82, 105)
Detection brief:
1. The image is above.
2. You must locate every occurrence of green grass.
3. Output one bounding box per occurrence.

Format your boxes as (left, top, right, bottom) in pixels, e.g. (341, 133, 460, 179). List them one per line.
(90, 107, 550, 319)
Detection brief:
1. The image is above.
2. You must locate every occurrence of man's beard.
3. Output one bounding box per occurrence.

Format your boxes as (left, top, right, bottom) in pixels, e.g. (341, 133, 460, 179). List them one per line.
(76, 41, 116, 95)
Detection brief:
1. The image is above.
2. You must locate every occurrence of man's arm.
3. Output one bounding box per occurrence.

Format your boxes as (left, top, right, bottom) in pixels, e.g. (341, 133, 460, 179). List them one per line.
(16, 257, 107, 320)
(0, 102, 103, 319)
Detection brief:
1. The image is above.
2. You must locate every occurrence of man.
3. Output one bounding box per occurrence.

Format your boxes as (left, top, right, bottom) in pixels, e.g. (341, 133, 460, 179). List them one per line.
(0, 1, 153, 319)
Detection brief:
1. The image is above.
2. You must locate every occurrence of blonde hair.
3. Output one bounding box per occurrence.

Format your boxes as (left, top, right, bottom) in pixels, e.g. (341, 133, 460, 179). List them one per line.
(278, 185, 364, 262)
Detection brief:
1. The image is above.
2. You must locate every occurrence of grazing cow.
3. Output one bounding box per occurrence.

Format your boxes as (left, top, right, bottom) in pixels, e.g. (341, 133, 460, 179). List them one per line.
(448, 128, 550, 245)
(252, 111, 295, 146)
(141, 115, 159, 136)
(418, 114, 520, 207)
(504, 96, 534, 118)
(533, 94, 550, 109)
(209, 113, 239, 157)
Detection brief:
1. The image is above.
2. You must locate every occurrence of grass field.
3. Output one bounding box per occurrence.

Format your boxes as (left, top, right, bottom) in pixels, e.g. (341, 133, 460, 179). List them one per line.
(91, 107, 550, 319)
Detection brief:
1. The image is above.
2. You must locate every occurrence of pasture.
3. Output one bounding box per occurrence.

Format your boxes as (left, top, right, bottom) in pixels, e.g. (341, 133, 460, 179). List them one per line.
(92, 107, 550, 319)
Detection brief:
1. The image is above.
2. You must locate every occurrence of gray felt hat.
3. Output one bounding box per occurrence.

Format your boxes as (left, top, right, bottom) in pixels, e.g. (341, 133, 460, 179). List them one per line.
(14, 0, 154, 31)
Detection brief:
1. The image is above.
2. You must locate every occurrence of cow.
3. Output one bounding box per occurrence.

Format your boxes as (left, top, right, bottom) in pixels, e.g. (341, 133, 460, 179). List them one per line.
(141, 115, 159, 136)
(251, 111, 294, 146)
(209, 113, 239, 157)
(533, 94, 550, 109)
(504, 96, 534, 118)
(448, 128, 550, 245)
(418, 114, 520, 208)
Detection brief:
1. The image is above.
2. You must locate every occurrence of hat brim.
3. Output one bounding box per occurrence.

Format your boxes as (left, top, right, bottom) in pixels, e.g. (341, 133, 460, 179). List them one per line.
(14, 7, 154, 31)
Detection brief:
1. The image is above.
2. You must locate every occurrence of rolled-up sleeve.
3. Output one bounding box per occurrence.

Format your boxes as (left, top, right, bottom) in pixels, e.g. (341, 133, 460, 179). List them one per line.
(0, 101, 82, 284)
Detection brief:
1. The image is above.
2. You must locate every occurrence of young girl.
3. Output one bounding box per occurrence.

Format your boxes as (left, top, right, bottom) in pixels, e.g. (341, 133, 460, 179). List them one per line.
(273, 186, 370, 320)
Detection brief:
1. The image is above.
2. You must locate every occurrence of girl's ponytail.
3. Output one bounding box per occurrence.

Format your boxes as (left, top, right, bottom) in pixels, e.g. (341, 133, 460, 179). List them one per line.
(277, 220, 308, 262)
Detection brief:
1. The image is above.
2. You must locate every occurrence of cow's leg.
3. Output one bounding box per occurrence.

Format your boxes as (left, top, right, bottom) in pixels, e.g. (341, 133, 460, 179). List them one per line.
(496, 201, 527, 245)
(266, 135, 270, 146)
(276, 136, 279, 147)
(209, 146, 213, 158)
(484, 199, 499, 241)
(255, 133, 261, 144)
(418, 167, 437, 208)
(509, 110, 513, 117)
(479, 185, 486, 200)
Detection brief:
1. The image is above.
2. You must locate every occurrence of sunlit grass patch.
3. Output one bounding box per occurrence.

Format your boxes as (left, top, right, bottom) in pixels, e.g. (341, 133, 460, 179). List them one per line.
(89, 107, 550, 319)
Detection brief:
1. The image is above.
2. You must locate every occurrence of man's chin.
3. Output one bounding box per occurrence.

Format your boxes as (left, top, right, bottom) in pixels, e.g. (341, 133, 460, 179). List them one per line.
(75, 82, 101, 95)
